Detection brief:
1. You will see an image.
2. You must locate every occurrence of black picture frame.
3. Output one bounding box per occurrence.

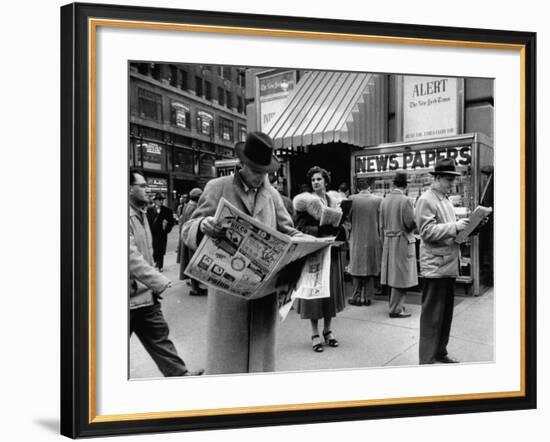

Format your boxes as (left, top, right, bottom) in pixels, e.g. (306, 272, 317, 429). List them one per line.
(60, 2, 537, 438)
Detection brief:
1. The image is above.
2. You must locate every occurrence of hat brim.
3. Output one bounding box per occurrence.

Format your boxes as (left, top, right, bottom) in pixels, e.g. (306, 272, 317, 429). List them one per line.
(235, 141, 279, 173)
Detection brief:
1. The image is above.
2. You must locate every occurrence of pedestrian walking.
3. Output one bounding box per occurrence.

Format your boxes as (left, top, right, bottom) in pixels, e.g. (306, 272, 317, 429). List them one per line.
(182, 132, 302, 374)
(178, 187, 206, 295)
(147, 192, 174, 272)
(415, 158, 469, 364)
(347, 177, 383, 307)
(380, 171, 418, 318)
(293, 166, 346, 353)
(129, 171, 203, 377)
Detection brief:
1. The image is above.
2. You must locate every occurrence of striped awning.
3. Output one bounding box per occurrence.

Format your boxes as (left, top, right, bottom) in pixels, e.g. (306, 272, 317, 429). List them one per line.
(267, 71, 385, 149)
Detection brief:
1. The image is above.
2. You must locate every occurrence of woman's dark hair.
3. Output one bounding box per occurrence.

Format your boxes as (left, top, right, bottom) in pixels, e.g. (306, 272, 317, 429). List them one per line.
(306, 166, 331, 189)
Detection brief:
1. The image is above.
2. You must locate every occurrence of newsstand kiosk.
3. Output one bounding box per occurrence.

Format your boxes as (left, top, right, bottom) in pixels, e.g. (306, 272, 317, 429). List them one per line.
(350, 133, 493, 296)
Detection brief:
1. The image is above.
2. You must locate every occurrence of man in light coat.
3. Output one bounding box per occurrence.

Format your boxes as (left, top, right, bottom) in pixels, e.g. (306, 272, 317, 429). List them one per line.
(347, 177, 382, 306)
(415, 158, 469, 364)
(182, 132, 301, 374)
(129, 171, 203, 377)
(380, 171, 418, 318)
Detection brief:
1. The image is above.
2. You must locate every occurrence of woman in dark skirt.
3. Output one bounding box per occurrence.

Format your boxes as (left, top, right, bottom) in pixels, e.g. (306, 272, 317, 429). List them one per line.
(294, 166, 347, 353)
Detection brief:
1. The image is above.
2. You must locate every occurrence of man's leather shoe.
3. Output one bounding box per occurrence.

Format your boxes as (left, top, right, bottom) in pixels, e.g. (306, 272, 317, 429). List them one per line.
(389, 311, 411, 318)
(435, 355, 459, 364)
(183, 368, 205, 376)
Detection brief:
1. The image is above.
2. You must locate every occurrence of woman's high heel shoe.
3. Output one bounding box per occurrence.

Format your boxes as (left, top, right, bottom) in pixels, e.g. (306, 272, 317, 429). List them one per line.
(323, 330, 339, 347)
(311, 334, 324, 352)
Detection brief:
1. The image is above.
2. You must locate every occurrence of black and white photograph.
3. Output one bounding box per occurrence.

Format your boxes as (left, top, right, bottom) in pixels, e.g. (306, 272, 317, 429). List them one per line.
(128, 63, 495, 378)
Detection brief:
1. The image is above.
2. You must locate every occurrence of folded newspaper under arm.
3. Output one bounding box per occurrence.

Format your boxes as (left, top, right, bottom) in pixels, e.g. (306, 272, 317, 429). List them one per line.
(184, 198, 334, 300)
(454, 205, 493, 244)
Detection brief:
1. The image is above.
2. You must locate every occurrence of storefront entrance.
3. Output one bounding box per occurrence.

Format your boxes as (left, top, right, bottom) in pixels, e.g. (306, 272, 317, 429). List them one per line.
(288, 143, 356, 197)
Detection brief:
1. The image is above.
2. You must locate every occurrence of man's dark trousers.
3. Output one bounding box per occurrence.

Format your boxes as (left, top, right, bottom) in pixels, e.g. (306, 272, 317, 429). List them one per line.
(130, 303, 187, 376)
(419, 278, 456, 364)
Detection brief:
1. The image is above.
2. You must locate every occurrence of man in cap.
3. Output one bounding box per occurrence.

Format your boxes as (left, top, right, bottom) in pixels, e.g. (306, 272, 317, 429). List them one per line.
(129, 171, 203, 377)
(380, 171, 418, 318)
(182, 132, 301, 374)
(147, 192, 175, 272)
(415, 158, 469, 364)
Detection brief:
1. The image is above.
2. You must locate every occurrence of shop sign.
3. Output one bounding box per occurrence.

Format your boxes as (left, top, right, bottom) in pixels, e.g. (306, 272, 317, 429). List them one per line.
(259, 71, 296, 132)
(197, 110, 214, 135)
(355, 146, 471, 175)
(141, 142, 162, 170)
(171, 102, 190, 129)
(403, 76, 462, 141)
(146, 177, 167, 193)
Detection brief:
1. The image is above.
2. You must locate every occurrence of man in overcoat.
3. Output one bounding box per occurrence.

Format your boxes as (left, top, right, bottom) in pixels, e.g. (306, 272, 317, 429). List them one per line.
(347, 178, 382, 306)
(178, 187, 206, 295)
(147, 192, 175, 272)
(380, 171, 418, 318)
(182, 132, 301, 374)
(415, 158, 469, 364)
(129, 171, 203, 377)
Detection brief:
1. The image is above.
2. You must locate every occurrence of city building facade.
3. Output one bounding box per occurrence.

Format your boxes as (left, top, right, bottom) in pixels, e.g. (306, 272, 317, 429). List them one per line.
(129, 62, 248, 208)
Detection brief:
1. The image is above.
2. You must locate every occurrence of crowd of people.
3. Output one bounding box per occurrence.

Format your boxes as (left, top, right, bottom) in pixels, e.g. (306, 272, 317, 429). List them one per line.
(128, 131, 483, 378)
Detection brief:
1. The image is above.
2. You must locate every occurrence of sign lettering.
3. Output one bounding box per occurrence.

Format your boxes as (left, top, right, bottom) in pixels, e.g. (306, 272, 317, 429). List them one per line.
(355, 147, 471, 175)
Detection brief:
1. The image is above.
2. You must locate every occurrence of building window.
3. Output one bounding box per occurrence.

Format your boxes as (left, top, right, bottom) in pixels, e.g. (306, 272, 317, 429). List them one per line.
(223, 68, 232, 81)
(219, 117, 234, 142)
(180, 70, 188, 90)
(196, 110, 214, 136)
(138, 88, 162, 121)
(170, 101, 191, 130)
(237, 69, 246, 88)
(226, 91, 232, 109)
(151, 64, 161, 81)
(172, 148, 194, 174)
(238, 124, 247, 142)
(139, 141, 164, 170)
(237, 96, 244, 114)
(169, 65, 178, 87)
(199, 152, 217, 177)
(218, 87, 225, 106)
(217, 66, 223, 77)
(205, 81, 212, 101)
(136, 63, 150, 76)
(195, 76, 203, 97)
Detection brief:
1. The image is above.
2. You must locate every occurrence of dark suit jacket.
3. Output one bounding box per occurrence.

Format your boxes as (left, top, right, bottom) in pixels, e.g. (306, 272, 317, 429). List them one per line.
(146, 205, 174, 256)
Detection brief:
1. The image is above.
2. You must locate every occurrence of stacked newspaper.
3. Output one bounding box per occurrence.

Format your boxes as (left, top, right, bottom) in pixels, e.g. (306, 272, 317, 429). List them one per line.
(184, 198, 334, 313)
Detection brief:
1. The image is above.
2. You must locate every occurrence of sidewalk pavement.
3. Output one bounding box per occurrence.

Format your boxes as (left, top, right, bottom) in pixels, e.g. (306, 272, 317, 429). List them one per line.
(130, 232, 494, 378)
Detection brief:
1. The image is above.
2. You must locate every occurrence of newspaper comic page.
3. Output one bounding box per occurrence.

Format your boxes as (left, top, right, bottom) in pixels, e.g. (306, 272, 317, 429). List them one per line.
(184, 198, 332, 300)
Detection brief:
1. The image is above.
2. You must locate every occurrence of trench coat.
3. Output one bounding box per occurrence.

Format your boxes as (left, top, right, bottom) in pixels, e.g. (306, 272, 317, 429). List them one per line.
(379, 189, 418, 288)
(415, 186, 460, 278)
(182, 173, 299, 374)
(146, 205, 174, 257)
(347, 191, 382, 276)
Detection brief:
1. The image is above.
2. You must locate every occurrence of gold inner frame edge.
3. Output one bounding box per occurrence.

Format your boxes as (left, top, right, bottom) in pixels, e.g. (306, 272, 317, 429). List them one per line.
(87, 18, 527, 423)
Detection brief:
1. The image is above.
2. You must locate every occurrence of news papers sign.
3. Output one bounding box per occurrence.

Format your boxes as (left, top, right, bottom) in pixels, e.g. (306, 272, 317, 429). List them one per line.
(354, 146, 471, 175)
(403, 76, 462, 141)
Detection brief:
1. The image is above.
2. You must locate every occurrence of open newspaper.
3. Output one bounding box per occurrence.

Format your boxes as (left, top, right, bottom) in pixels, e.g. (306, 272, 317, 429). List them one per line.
(184, 198, 333, 302)
(454, 205, 493, 244)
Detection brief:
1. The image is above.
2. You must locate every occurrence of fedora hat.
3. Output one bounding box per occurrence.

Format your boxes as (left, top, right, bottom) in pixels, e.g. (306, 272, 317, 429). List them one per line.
(430, 157, 462, 176)
(393, 171, 409, 187)
(153, 192, 165, 200)
(235, 131, 279, 173)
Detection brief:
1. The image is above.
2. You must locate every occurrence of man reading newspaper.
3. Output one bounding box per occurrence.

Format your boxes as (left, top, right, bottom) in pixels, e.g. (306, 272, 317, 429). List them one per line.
(182, 132, 317, 375)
